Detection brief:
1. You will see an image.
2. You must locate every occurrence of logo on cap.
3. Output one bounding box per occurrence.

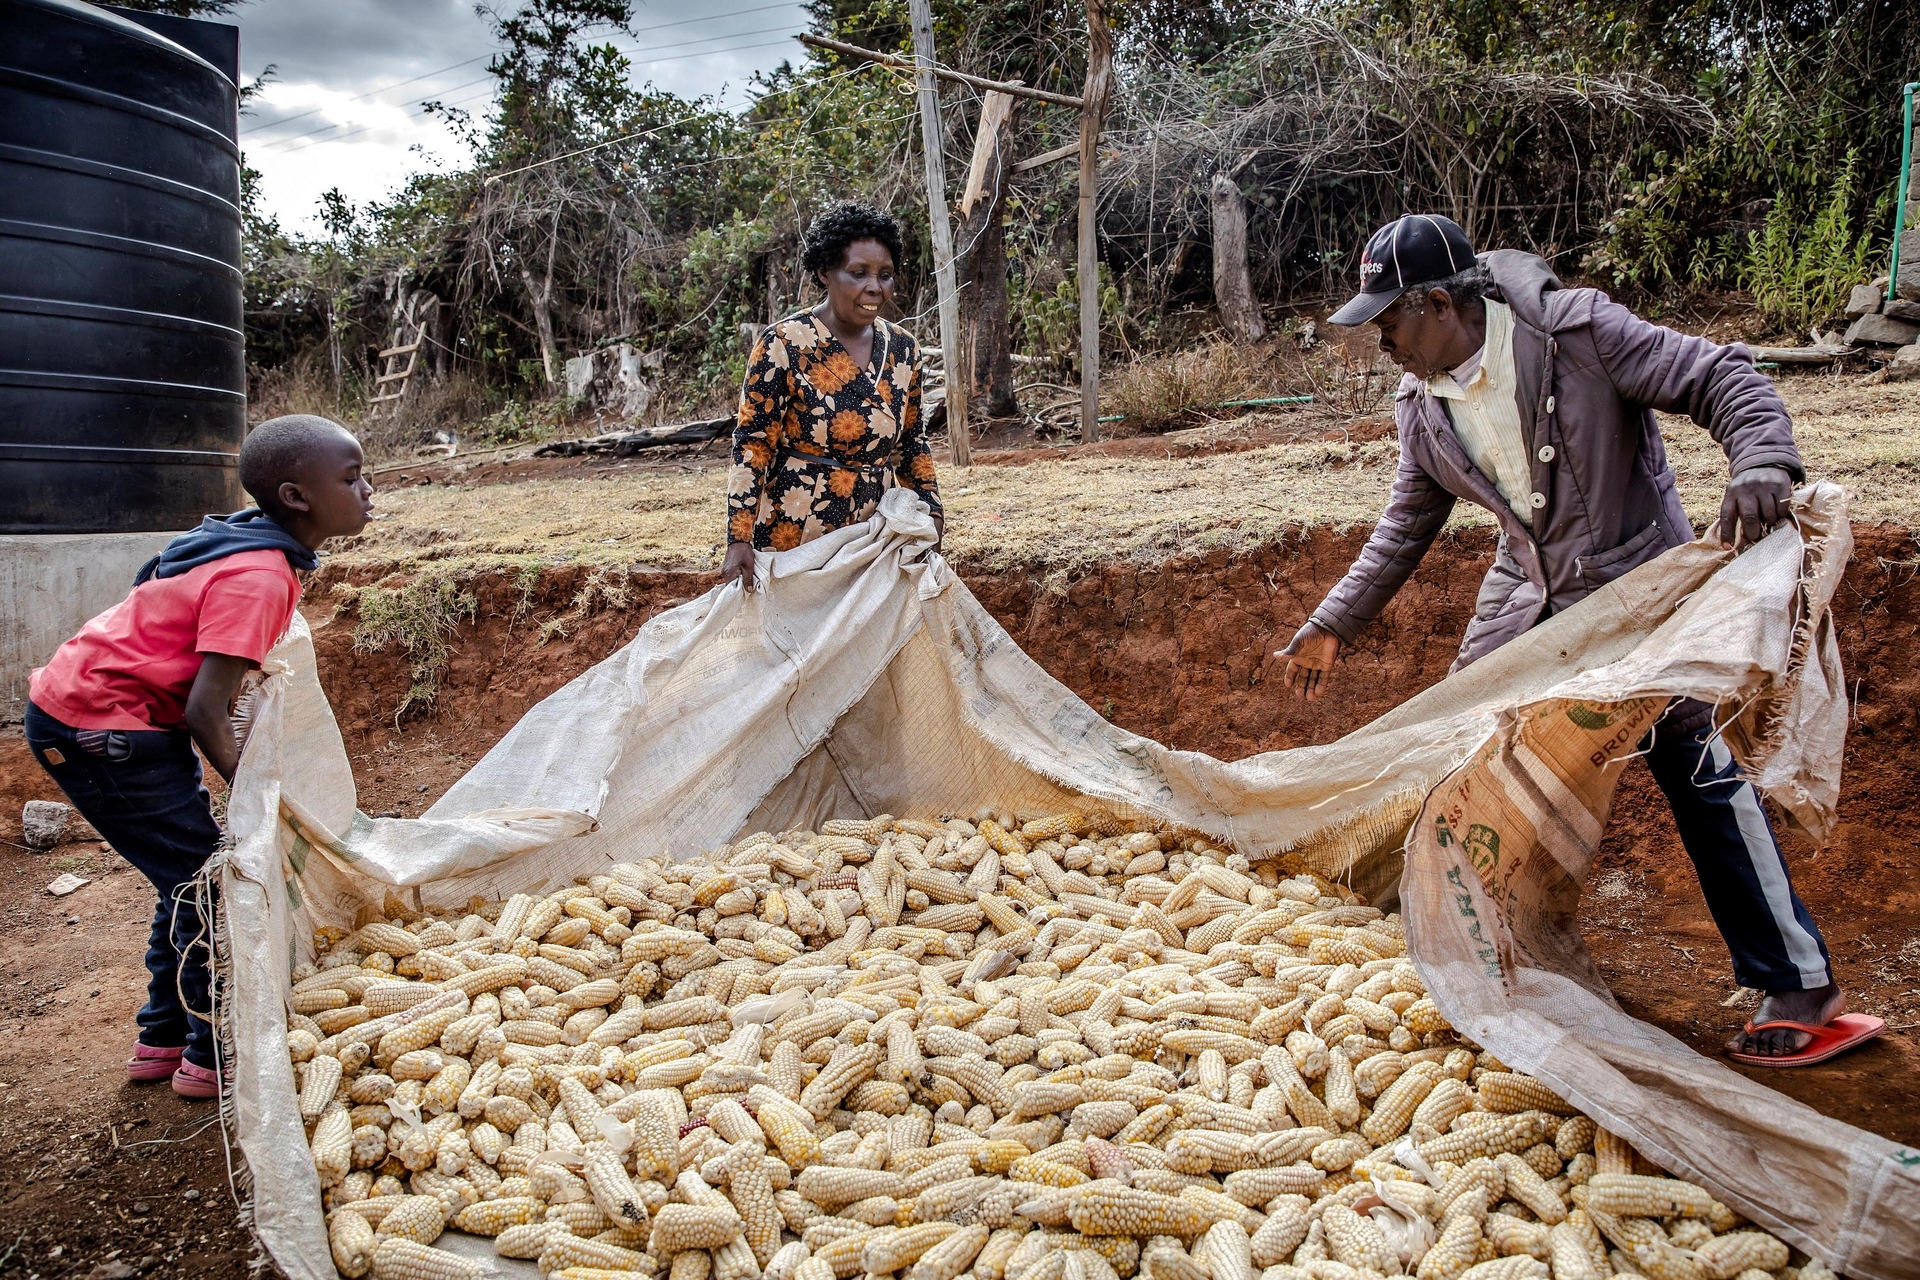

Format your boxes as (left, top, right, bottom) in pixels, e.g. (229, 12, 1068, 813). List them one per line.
(1360, 259, 1384, 283)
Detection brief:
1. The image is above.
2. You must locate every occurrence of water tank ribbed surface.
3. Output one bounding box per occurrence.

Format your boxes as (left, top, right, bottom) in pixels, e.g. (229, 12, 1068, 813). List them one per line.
(0, 0, 244, 533)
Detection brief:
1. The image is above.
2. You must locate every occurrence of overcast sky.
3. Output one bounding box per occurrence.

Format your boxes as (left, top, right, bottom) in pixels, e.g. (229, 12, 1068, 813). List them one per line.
(236, 0, 815, 235)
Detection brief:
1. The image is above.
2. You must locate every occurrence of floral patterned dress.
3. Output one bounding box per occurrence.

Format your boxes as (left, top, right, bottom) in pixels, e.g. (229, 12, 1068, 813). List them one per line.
(727, 311, 942, 552)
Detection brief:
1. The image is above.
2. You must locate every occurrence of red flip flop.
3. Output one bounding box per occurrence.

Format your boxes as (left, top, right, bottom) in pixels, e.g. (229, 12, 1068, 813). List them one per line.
(1728, 1012, 1885, 1067)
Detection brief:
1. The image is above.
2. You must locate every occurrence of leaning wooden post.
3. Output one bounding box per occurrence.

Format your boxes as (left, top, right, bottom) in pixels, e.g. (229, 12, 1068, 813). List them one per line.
(961, 90, 1019, 417)
(908, 0, 970, 467)
(1210, 173, 1266, 342)
(1077, 0, 1114, 443)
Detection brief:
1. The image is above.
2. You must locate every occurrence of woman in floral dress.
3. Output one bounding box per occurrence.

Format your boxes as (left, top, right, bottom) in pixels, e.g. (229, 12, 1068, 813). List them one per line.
(720, 202, 943, 592)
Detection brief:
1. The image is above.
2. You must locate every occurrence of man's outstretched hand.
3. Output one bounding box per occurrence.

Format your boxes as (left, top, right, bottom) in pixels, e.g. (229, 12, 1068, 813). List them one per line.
(1718, 465, 1794, 550)
(1276, 621, 1341, 701)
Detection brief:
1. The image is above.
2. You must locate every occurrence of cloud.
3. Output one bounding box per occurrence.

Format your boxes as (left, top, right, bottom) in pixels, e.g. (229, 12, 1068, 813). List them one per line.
(236, 0, 813, 234)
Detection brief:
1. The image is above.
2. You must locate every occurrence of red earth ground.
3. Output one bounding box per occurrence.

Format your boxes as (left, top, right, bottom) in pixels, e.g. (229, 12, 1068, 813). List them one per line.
(3, 523, 1918, 1276)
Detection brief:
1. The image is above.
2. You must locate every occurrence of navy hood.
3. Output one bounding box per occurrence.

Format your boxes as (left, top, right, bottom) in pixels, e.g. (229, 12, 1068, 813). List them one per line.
(135, 509, 319, 586)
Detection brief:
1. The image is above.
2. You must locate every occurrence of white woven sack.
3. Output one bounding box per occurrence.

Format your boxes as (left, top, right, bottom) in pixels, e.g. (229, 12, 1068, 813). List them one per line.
(220, 484, 1919, 1279)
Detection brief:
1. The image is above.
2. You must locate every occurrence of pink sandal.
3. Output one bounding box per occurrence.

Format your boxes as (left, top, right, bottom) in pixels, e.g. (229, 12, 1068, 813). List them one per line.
(128, 1043, 185, 1083)
(1727, 1013, 1885, 1067)
(171, 1060, 221, 1099)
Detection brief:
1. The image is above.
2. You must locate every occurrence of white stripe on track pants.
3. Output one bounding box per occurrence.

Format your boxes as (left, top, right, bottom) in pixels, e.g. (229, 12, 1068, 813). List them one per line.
(1642, 720, 1833, 992)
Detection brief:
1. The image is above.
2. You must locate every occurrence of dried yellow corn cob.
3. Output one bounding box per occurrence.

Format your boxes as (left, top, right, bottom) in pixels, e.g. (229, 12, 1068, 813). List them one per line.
(1695, 1232, 1787, 1279)
(1309, 1134, 1369, 1171)
(1420, 1112, 1556, 1164)
(649, 1203, 744, 1254)
(378, 1005, 472, 1065)
(1484, 1214, 1549, 1260)
(1010, 1155, 1091, 1187)
(1321, 1049, 1360, 1130)
(374, 1195, 449, 1246)
(541, 1233, 653, 1275)
(1478, 1073, 1577, 1117)
(1457, 1259, 1549, 1280)
(1545, 1222, 1601, 1280)
(311, 1105, 355, 1187)
(493, 1221, 562, 1259)
(865, 1222, 963, 1273)
(1554, 1117, 1597, 1161)
(1417, 1213, 1484, 1280)
(909, 1223, 989, 1280)
(1195, 1221, 1254, 1280)
(355, 923, 423, 958)
(800, 1042, 883, 1118)
(1591, 1129, 1635, 1176)
(302, 1054, 346, 1119)
(1496, 1152, 1568, 1225)
(1402, 998, 1452, 1038)
(1359, 1061, 1440, 1143)
(1412, 1076, 1473, 1137)
(330, 1207, 380, 1278)
(1584, 1174, 1716, 1219)
(545, 1201, 610, 1238)
(670, 1251, 716, 1280)
(452, 1197, 543, 1236)
(1246, 1197, 1309, 1267)
(369, 1238, 487, 1280)
(581, 1143, 650, 1231)
(1321, 1204, 1395, 1272)
(1064, 1182, 1209, 1238)
(727, 1142, 782, 1265)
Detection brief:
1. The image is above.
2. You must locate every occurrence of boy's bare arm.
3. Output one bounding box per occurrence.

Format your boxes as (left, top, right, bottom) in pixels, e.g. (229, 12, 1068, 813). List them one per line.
(184, 653, 253, 783)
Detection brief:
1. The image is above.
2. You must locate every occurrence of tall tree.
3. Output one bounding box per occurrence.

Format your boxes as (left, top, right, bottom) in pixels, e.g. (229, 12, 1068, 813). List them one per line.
(470, 0, 638, 384)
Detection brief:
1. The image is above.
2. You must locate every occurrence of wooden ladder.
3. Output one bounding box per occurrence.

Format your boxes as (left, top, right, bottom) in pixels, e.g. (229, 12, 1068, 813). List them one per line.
(367, 291, 432, 418)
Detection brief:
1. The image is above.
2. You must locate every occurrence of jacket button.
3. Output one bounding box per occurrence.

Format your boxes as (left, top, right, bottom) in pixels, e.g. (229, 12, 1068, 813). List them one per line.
(1537, 445, 1555, 462)
(1546, 395, 1556, 413)
(1529, 492, 1547, 509)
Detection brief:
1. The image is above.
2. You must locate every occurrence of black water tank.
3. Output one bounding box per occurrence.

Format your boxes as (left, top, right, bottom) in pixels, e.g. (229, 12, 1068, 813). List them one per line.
(0, 0, 244, 534)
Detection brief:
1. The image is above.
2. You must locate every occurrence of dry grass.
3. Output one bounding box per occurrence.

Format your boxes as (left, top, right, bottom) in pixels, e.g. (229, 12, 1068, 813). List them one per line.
(336, 468, 726, 576)
(1099, 329, 1396, 435)
(1660, 375, 1920, 527)
(324, 375, 1920, 581)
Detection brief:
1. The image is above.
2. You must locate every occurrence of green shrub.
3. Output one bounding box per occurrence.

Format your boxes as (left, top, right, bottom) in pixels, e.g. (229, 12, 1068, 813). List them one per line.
(1739, 154, 1881, 332)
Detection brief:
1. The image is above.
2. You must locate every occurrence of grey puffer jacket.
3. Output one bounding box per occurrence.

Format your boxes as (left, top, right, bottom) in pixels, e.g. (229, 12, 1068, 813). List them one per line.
(1311, 250, 1804, 672)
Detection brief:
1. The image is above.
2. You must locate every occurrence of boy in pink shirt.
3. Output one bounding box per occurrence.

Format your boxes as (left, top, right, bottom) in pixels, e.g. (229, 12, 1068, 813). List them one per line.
(26, 415, 373, 1099)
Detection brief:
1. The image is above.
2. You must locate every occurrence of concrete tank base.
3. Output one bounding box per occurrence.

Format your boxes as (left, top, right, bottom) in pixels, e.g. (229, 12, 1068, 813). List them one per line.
(2, 532, 182, 724)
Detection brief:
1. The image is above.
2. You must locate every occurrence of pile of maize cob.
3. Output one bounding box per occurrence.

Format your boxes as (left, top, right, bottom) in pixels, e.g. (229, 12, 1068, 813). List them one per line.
(290, 811, 1821, 1280)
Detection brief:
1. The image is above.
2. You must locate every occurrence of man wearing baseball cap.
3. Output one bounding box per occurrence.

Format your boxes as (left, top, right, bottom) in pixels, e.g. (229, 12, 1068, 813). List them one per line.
(1276, 214, 1865, 1067)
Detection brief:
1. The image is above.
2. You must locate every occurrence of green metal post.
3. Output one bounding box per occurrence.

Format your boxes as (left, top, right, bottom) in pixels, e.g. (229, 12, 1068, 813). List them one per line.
(1890, 82, 1918, 303)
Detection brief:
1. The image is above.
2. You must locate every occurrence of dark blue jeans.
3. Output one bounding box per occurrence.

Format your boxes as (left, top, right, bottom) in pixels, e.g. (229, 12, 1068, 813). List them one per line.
(1643, 716, 1833, 994)
(25, 701, 219, 1068)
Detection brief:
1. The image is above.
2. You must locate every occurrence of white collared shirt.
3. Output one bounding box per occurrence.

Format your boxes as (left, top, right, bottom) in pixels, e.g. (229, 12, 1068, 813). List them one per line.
(1426, 298, 1534, 526)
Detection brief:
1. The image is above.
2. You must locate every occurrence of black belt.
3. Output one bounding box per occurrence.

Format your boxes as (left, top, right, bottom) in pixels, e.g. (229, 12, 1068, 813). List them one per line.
(783, 444, 886, 472)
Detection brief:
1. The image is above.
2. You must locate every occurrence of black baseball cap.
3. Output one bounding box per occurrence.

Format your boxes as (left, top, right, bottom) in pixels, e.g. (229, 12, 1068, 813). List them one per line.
(1328, 214, 1478, 326)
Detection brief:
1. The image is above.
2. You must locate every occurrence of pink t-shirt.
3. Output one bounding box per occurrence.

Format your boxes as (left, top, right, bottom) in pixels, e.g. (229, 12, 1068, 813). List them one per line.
(29, 550, 302, 732)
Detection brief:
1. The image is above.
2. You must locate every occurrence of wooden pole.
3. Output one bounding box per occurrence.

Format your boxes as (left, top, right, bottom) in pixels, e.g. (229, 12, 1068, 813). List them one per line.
(1077, 0, 1114, 443)
(907, 0, 969, 467)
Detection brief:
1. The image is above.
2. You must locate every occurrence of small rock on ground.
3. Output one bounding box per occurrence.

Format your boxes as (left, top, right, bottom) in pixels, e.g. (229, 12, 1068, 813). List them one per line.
(22, 799, 71, 850)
